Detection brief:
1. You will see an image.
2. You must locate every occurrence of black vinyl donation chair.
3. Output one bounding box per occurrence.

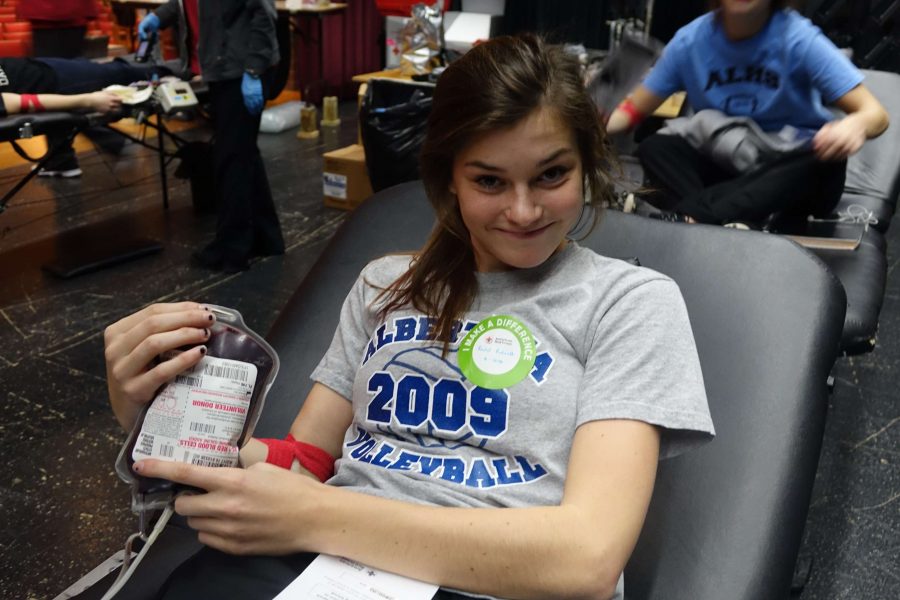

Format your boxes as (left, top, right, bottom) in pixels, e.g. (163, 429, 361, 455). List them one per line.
(75, 181, 846, 600)
(812, 69, 900, 354)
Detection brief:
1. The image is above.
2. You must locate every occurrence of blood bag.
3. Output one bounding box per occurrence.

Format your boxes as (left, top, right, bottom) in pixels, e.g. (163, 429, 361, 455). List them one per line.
(115, 305, 279, 512)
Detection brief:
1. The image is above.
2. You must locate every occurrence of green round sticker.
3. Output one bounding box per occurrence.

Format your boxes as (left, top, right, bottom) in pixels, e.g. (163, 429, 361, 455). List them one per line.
(458, 315, 536, 389)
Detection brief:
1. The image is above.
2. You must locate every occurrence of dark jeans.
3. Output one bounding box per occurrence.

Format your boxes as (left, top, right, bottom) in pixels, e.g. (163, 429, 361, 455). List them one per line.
(159, 547, 471, 600)
(637, 133, 846, 225)
(39, 57, 170, 94)
(207, 78, 284, 261)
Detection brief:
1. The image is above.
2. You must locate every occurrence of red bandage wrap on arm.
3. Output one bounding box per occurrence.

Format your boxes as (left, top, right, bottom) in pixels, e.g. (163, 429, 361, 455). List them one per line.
(617, 97, 646, 129)
(20, 94, 45, 113)
(259, 434, 335, 483)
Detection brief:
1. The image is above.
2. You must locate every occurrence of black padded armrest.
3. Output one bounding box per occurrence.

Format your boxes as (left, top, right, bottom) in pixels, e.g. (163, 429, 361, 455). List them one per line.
(0, 110, 123, 141)
(844, 70, 900, 204)
(811, 227, 887, 354)
(0, 112, 90, 140)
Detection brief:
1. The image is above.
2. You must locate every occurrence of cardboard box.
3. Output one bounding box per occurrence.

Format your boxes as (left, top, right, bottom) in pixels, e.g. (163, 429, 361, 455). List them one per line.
(323, 144, 374, 210)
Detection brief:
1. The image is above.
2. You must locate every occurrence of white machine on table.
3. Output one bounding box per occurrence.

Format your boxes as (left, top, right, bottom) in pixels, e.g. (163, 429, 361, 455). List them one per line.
(155, 81, 199, 114)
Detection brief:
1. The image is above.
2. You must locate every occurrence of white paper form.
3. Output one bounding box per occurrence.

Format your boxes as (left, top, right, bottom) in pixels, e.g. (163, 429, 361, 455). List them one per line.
(274, 554, 438, 600)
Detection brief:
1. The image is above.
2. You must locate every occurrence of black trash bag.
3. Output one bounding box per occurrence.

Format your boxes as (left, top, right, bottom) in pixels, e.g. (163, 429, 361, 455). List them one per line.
(174, 141, 216, 214)
(359, 79, 435, 193)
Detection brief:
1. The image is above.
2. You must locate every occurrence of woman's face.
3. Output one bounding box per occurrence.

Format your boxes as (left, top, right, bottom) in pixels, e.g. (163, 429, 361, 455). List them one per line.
(450, 106, 584, 273)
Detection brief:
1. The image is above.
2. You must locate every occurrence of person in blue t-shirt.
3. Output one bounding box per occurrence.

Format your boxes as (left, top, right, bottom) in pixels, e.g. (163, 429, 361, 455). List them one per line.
(606, 0, 889, 227)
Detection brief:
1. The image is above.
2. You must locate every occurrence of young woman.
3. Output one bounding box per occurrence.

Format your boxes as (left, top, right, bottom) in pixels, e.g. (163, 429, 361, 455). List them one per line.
(606, 0, 889, 226)
(104, 35, 714, 600)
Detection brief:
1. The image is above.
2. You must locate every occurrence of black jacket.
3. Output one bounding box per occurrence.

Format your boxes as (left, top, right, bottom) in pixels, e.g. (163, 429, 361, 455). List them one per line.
(155, 0, 279, 82)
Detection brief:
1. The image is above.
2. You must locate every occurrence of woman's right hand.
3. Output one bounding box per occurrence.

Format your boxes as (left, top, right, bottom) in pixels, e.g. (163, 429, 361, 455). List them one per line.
(104, 302, 214, 431)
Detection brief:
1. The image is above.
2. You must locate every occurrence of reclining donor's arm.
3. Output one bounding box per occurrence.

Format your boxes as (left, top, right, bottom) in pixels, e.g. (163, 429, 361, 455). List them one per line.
(1, 91, 122, 115)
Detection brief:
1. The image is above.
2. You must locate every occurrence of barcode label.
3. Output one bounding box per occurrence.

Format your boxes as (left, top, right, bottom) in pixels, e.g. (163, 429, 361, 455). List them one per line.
(189, 422, 216, 435)
(175, 374, 202, 387)
(135, 354, 256, 467)
(137, 434, 154, 456)
(191, 455, 233, 467)
(204, 363, 249, 382)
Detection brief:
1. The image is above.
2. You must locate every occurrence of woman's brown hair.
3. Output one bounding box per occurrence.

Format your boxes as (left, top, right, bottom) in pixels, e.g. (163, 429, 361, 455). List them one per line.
(378, 33, 615, 351)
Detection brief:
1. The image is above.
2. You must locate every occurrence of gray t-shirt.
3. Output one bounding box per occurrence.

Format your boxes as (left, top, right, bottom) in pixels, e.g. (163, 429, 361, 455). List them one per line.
(311, 242, 714, 599)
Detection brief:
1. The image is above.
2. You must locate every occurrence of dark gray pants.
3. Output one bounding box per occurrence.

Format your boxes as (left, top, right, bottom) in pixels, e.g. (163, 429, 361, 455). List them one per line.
(637, 133, 846, 225)
(206, 78, 285, 261)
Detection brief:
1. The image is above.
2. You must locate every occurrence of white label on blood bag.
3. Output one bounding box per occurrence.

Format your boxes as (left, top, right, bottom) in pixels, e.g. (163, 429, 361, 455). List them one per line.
(132, 355, 257, 467)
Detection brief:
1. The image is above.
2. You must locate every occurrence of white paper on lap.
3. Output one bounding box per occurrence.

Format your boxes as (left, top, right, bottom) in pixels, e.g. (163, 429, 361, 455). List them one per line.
(274, 554, 438, 600)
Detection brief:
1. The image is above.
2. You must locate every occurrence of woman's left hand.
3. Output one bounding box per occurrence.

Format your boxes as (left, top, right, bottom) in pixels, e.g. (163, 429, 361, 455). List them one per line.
(134, 459, 323, 555)
(812, 116, 867, 161)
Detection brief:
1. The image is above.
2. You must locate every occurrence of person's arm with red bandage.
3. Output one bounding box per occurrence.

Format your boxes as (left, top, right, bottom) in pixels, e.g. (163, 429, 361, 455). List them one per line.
(1, 90, 123, 115)
(605, 85, 666, 135)
(238, 383, 352, 482)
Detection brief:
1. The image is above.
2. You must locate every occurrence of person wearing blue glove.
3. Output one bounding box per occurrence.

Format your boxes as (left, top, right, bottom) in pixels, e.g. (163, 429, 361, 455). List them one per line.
(147, 0, 284, 273)
(241, 72, 265, 116)
(137, 12, 159, 42)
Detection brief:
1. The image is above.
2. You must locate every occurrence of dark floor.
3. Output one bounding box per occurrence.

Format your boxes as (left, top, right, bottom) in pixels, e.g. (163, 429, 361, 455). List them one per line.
(0, 104, 897, 600)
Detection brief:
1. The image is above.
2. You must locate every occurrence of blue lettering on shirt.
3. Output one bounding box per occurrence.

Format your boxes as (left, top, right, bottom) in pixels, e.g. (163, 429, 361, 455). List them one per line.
(394, 316, 417, 342)
(530, 352, 553, 384)
(704, 64, 779, 92)
(342, 428, 548, 489)
(353, 314, 557, 490)
(365, 373, 509, 439)
(361, 318, 492, 366)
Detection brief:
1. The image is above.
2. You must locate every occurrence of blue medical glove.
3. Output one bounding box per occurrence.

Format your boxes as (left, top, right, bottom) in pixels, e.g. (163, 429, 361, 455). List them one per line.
(241, 72, 264, 116)
(138, 13, 160, 41)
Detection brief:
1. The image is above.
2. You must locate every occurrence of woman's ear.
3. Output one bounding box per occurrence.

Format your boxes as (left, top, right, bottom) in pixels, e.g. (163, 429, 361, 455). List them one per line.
(449, 182, 457, 196)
